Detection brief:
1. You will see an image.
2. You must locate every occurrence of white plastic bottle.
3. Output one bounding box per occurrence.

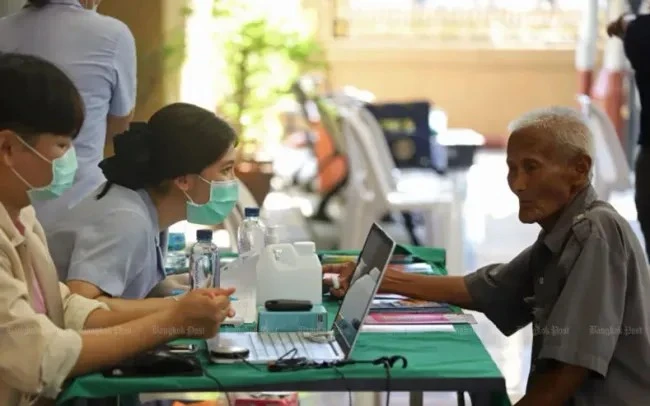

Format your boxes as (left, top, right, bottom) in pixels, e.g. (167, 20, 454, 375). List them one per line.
(256, 241, 323, 305)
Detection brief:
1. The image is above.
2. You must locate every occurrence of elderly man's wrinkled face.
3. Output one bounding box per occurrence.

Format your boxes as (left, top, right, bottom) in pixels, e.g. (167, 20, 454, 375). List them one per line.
(506, 128, 587, 226)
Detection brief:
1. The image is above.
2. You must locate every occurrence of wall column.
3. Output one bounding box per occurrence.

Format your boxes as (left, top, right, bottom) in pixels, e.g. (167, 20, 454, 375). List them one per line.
(575, 0, 599, 95)
(592, 0, 628, 141)
(98, 0, 188, 121)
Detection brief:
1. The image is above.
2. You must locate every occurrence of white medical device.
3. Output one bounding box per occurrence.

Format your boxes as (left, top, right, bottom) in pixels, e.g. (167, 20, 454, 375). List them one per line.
(256, 241, 322, 306)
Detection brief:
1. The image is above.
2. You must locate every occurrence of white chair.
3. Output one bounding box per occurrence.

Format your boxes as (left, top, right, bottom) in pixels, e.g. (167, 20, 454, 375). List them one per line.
(338, 105, 465, 275)
(356, 107, 450, 188)
(577, 95, 632, 200)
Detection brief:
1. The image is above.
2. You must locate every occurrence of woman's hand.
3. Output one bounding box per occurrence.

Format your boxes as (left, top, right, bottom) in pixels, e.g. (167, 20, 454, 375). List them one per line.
(198, 287, 237, 319)
(322, 262, 356, 298)
(171, 288, 236, 338)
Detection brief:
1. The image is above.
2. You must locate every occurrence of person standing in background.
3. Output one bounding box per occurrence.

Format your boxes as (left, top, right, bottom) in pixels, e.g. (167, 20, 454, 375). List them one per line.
(607, 12, 650, 259)
(0, 0, 136, 231)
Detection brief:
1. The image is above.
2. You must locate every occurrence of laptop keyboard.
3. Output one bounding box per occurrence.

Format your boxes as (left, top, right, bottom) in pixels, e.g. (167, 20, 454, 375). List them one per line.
(248, 332, 339, 361)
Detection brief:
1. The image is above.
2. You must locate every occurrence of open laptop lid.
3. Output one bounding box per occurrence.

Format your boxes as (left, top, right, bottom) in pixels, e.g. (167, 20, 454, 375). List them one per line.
(331, 223, 396, 358)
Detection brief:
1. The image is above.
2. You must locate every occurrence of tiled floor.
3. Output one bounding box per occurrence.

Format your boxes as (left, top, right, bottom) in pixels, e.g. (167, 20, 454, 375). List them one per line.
(158, 151, 642, 405)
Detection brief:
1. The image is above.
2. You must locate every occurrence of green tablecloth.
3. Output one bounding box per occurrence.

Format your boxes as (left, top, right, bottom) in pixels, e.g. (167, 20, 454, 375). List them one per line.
(57, 245, 510, 406)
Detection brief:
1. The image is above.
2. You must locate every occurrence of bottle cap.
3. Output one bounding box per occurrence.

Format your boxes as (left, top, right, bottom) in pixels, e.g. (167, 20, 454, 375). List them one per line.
(196, 229, 213, 241)
(244, 207, 260, 217)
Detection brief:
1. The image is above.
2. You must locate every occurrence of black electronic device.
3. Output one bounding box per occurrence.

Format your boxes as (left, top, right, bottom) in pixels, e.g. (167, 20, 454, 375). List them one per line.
(264, 299, 313, 312)
(101, 350, 202, 378)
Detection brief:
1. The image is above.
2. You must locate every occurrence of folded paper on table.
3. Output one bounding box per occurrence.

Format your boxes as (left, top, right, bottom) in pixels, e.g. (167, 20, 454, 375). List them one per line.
(370, 298, 455, 314)
(366, 312, 477, 325)
(361, 324, 456, 333)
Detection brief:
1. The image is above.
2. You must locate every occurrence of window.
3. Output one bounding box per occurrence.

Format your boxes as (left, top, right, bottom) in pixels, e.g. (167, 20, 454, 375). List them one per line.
(332, 0, 609, 48)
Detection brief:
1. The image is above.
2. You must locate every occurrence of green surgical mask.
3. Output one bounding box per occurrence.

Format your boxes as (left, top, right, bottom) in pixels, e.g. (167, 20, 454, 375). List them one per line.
(185, 178, 239, 225)
(11, 138, 78, 201)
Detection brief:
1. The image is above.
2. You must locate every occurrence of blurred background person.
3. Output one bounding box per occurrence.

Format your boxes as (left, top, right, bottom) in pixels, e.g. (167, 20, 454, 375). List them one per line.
(0, 0, 136, 231)
(607, 11, 650, 259)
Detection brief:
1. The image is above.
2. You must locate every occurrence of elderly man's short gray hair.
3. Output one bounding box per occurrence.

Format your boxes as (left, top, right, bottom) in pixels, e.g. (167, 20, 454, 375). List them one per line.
(507, 106, 594, 160)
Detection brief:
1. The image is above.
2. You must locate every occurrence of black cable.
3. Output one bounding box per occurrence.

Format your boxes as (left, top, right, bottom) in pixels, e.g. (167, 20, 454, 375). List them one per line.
(339, 356, 406, 406)
(332, 366, 353, 406)
(224, 346, 405, 406)
(204, 373, 231, 406)
(238, 356, 265, 373)
(267, 350, 407, 406)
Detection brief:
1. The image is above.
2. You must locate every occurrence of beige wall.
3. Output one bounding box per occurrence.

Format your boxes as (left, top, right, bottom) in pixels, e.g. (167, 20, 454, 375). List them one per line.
(327, 46, 600, 144)
(99, 0, 595, 146)
(99, 0, 188, 121)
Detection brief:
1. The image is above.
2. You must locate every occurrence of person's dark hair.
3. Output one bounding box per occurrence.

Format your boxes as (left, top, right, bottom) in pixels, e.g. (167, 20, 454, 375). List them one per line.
(26, 0, 51, 8)
(97, 103, 238, 199)
(0, 52, 84, 143)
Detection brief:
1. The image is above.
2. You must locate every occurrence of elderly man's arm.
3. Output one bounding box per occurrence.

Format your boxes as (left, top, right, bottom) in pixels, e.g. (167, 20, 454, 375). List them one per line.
(516, 364, 589, 406)
(380, 272, 474, 308)
(523, 214, 628, 404)
(381, 246, 536, 336)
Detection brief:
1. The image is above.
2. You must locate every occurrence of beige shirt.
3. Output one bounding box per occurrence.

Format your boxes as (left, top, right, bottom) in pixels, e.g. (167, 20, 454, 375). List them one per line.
(0, 203, 108, 406)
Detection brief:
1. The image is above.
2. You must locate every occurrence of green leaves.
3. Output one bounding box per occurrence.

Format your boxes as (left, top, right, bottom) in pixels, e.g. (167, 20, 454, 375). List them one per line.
(211, 0, 324, 144)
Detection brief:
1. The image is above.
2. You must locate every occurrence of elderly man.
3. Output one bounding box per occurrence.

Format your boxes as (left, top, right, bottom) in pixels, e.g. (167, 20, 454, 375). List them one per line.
(325, 107, 650, 405)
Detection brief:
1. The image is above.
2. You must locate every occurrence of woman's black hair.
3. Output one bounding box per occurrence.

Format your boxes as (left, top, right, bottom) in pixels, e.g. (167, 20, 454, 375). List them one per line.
(97, 102, 238, 199)
(0, 52, 85, 142)
(26, 0, 51, 8)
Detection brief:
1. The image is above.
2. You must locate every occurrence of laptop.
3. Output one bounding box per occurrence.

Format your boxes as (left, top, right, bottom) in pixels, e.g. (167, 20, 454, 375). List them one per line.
(207, 223, 396, 363)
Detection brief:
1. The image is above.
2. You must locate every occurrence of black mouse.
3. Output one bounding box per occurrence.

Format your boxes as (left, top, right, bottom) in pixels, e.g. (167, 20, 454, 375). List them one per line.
(103, 350, 203, 378)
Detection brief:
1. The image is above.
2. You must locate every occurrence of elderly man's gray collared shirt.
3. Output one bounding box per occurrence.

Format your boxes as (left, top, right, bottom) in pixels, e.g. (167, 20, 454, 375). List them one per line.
(465, 186, 650, 405)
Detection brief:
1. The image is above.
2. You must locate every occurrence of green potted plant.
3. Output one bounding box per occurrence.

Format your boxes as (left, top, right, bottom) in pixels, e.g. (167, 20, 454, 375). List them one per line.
(213, 0, 325, 153)
(212, 0, 326, 203)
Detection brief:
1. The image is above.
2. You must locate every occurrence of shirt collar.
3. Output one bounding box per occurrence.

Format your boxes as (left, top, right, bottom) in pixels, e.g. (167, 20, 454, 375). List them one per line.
(539, 185, 598, 253)
(0, 203, 38, 247)
(44, 0, 83, 8)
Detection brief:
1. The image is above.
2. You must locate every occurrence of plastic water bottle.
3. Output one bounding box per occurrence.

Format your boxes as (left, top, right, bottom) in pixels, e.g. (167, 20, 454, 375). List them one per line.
(237, 207, 267, 257)
(190, 229, 220, 289)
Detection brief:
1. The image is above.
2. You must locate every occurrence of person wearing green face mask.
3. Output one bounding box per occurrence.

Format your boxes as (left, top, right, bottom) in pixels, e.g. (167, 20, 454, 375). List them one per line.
(47, 102, 240, 317)
(0, 53, 233, 406)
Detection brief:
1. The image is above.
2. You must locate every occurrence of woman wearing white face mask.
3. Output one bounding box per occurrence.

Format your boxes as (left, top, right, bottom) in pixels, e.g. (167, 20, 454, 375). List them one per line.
(0, 53, 234, 406)
(47, 103, 240, 317)
(0, 0, 137, 232)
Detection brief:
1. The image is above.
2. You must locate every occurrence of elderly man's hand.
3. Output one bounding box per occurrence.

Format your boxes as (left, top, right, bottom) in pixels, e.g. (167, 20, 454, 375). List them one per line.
(323, 262, 356, 298)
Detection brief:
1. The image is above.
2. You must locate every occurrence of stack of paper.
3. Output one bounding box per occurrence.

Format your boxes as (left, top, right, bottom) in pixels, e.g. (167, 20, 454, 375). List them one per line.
(362, 295, 476, 333)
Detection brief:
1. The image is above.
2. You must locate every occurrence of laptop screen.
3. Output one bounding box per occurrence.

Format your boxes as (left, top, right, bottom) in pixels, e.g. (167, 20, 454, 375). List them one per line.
(331, 223, 396, 357)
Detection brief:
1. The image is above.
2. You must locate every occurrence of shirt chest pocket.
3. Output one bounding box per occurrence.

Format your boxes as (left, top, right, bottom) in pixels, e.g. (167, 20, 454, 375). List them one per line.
(531, 272, 562, 326)
(531, 237, 584, 327)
